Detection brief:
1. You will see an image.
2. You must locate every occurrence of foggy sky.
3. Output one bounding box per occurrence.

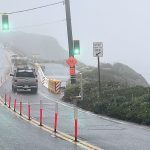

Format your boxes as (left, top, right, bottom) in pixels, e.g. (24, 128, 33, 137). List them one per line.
(0, 0, 150, 83)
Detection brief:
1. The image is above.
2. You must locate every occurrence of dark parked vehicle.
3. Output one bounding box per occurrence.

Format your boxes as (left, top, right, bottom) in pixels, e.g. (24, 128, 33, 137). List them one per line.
(10, 67, 38, 94)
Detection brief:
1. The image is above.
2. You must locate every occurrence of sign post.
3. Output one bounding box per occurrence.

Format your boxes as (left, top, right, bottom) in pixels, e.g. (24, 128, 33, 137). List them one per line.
(93, 42, 103, 98)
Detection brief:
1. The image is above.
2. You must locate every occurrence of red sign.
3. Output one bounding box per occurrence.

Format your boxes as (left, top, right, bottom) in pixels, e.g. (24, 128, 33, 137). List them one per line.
(70, 67, 75, 75)
(66, 56, 77, 67)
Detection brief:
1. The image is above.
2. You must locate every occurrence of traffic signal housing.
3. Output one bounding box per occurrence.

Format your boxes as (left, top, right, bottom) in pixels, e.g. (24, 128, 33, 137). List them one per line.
(73, 40, 80, 55)
(70, 74, 76, 84)
(2, 14, 9, 31)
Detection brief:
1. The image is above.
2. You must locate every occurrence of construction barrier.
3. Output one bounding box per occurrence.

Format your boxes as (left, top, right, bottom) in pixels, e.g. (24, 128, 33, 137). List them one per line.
(36, 64, 49, 88)
(48, 79, 61, 94)
(36, 64, 62, 94)
(42, 76, 46, 84)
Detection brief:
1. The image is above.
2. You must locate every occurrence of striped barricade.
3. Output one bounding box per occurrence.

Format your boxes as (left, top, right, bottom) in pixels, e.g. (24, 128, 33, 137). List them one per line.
(48, 79, 61, 94)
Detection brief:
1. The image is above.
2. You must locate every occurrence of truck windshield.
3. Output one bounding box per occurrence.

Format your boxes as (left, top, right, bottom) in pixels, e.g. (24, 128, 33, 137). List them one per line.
(16, 72, 35, 78)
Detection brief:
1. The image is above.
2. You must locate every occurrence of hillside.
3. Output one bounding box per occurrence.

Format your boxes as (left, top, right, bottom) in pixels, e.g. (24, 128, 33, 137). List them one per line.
(0, 32, 68, 62)
(80, 63, 149, 87)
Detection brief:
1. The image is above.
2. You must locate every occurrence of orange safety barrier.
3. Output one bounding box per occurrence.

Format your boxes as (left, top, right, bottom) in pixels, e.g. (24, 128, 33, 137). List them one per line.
(48, 79, 61, 94)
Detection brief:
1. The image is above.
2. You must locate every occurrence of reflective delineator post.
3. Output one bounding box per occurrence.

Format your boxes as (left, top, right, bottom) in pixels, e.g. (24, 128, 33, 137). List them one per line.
(28, 101, 31, 120)
(20, 101, 22, 116)
(74, 106, 78, 141)
(54, 102, 58, 132)
(40, 100, 43, 126)
(4, 93, 7, 105)
(8, 96, 11, 108)
(14, 99, 16, 112)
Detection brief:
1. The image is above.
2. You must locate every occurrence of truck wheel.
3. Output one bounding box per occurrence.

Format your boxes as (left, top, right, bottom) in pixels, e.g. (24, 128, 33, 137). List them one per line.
(31, 88, 37, 94)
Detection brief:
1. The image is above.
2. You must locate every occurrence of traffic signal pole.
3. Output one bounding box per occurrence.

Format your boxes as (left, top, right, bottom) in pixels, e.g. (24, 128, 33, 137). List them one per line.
(65, 0, 76, 84)
(65, 0, 78, 140)
(65, 0, 74, 57)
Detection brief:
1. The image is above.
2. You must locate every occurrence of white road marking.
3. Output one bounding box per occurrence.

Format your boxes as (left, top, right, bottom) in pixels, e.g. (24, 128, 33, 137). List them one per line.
(39, 91, 150, 131)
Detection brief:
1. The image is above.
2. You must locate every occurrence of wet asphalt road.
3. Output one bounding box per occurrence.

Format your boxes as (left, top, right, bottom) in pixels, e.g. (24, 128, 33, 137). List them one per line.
(0, 103, 84, 150)
(1, 78, 150, 150)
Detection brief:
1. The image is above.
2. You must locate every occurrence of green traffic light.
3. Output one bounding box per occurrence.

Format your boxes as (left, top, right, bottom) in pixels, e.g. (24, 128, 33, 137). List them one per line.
(73, 40, 80, 55)
(2, 15, 9, 31)
(74, 49, 80, 55)
(3, 24, 9, 29)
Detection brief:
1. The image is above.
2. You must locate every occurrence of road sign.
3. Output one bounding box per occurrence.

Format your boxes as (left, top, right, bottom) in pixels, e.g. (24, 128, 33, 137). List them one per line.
(70, 67, 75, 75)
(93, 42, 103, 57)
(66, 56, 77, 67)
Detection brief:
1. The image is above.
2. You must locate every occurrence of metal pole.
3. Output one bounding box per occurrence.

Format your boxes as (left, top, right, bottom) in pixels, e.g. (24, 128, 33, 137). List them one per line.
(65, 0, 74, 57)
(97, 56, 101, 98)
(80, 73, 83, 101)
(65, 0, 76, 84)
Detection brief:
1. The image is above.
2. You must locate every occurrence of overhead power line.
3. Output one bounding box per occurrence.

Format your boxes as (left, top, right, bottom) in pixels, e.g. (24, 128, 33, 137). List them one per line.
(0, 1, 64, 15)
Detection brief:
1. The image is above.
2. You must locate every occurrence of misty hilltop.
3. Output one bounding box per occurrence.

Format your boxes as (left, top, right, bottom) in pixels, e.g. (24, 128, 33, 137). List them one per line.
(81, 63, 149, 87)
(0, 32, 68, 62)
(0, 31, 148, 87)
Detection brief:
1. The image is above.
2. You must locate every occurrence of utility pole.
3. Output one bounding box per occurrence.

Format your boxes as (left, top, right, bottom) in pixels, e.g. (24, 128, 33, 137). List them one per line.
(65, 0, 74, 57)
(65, 0, 76, 84)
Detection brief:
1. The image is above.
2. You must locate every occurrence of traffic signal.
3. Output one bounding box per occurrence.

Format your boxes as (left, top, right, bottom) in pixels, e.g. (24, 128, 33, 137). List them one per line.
(2, 14, 9, 31)
(73, 40, 80, 55)
(70, 74, 76, 84)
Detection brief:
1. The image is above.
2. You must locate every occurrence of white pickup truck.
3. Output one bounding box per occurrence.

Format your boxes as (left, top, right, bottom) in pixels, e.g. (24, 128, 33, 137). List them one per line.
(10, 67, 38, 94)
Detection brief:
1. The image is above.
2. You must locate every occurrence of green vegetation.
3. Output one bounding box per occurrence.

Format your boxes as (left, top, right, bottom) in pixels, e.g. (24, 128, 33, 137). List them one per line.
(63, 67, 150, 125)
